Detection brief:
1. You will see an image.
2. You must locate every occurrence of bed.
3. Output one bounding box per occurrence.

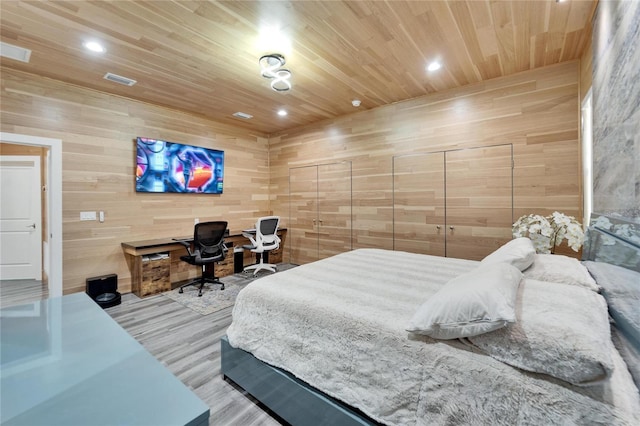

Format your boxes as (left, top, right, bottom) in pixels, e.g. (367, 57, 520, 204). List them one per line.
(222, 214, 640, 425)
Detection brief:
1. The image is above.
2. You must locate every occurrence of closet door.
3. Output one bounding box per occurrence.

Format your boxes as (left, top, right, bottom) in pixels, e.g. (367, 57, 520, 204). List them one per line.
(317, 162, 352, 260)
(289, 165, 318, 265)
(445, 145, 513, 260)
(393, 153, 445, 256)
(289, 162, 353, 265)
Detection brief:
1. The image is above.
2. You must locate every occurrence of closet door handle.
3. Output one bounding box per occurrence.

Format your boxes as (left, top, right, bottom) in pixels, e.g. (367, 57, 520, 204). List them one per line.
(436, 225, 441, 230)
(449, 226, 455, 230)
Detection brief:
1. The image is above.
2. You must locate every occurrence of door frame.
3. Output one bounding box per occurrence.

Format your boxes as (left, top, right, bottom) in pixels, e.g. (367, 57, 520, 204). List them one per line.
(0, 132, 63, 297)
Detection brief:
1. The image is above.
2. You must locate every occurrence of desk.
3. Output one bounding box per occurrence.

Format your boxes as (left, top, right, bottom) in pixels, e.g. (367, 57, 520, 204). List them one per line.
(0, 293, 209, 425)
(121, 229, 287, 297)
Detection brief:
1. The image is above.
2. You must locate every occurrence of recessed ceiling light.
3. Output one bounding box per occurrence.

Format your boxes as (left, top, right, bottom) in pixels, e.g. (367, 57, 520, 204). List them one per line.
(427, 61, 442, 72)
(351, 99, 361, 107)
(277, 109, 288, 117)
(84, 41, 105, 53)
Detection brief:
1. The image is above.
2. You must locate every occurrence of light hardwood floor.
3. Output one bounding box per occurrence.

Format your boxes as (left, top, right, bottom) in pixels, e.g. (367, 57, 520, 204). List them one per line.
(0, 279, 49, 309)
(0, 276, 284, 426)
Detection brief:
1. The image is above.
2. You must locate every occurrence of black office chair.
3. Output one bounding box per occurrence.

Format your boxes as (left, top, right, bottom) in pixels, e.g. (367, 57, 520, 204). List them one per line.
(177, 221, 228, 297)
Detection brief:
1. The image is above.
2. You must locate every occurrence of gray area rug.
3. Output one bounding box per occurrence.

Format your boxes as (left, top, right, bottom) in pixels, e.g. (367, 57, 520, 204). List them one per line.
(163, 263, 296, 315)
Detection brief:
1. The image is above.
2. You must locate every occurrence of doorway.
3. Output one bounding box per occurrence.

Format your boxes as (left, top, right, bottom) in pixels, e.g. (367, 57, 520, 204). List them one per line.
(0, 132, 62, 298)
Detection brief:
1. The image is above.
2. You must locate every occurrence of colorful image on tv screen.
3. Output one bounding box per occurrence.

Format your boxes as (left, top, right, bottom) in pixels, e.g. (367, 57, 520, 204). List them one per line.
(136, 137, 224, 194)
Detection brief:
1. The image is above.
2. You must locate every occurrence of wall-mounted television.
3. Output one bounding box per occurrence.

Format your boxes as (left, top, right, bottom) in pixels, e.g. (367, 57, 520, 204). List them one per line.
(135, 137, 224, 194)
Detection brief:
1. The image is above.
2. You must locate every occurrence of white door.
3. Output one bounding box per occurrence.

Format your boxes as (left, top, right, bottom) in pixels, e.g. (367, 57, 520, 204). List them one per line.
(0, 155, 42, 280)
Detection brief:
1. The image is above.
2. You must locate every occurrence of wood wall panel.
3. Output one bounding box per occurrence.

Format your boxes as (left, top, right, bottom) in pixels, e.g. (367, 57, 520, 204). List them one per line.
(269, 62, 582, 259)
(0, 67, 271, 294)
(0, 60, 585, 293)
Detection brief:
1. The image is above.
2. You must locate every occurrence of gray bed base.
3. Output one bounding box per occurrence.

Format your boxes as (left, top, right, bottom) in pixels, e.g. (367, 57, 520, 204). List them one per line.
(220, 336, 378, 426)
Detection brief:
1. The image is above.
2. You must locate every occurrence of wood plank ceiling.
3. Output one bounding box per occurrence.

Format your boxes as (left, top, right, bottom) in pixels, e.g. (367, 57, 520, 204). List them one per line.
(0, 0, 596, 135)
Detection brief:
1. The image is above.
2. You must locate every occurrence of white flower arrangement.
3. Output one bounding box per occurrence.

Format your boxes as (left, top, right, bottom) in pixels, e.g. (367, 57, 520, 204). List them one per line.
(512, 211, 584, 254)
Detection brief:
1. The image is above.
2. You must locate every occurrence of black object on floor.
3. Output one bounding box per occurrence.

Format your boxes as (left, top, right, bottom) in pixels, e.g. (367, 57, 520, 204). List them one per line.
(86, 273, 122, 308)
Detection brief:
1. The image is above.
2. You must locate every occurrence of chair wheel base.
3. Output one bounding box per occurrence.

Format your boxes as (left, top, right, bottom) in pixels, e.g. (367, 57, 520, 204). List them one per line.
(178, 278, 224, 296)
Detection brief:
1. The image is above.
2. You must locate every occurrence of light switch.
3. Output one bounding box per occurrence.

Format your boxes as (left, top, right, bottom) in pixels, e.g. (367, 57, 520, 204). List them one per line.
(99, 211, 105, 223)
(80, 211, 97, 221)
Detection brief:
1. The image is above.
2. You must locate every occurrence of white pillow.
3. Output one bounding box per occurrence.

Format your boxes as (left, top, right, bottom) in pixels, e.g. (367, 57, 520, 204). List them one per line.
(524, 254, 600, 292)
(481, 237, 536, 271)
(407, 263, 523, 340)
(468, 279, 614, 386)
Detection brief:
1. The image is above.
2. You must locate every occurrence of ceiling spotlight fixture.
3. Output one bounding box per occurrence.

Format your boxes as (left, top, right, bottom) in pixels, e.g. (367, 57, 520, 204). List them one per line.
(427, 61, 442, 72)
(351, 99, 361, 107)
(84, 41, 105, 53)
(259, 53, 292, 92)
(277, 109, 288, 116)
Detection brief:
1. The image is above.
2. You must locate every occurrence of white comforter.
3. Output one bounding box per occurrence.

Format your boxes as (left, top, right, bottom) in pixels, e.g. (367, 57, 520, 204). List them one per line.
(227, 249, 640, 425)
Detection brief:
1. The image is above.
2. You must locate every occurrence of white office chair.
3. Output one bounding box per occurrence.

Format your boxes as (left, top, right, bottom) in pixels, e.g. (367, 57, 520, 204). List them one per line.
(243, 216, 281, 275)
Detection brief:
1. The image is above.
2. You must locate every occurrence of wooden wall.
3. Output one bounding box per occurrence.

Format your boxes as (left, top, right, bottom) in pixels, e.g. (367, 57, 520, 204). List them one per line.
(0, 67, 271, 294)
(269, 61, 582, 257)
(1, 60, 584, 294)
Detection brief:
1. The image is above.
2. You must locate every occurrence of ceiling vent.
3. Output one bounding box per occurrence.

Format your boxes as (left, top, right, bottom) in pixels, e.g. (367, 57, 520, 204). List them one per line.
(103, 72, 137, 86)
(232, 112, 253, 120)
(0, 41, 31, 63)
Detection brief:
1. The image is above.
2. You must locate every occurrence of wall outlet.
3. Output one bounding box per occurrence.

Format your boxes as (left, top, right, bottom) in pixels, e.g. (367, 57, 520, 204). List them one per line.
(80, 211, 97, 221)
(99, 211, 105, 223)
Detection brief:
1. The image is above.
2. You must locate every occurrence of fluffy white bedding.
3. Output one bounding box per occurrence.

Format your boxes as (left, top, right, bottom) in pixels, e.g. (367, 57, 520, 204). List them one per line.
(227, 249, 640, 425)
(467, 279, 614, 386)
